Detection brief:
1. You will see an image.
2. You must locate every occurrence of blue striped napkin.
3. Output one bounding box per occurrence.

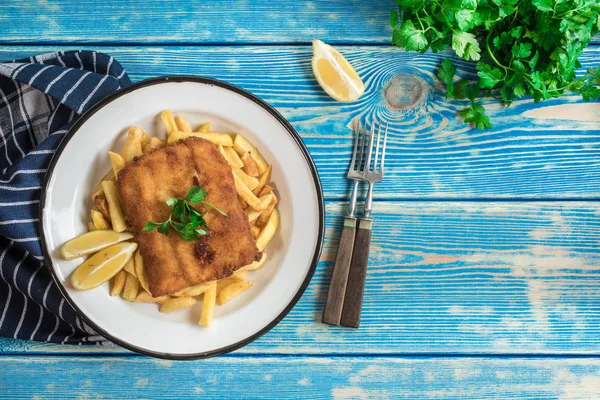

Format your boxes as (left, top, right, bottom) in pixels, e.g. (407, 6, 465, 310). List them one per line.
(0, 51, 131, 344)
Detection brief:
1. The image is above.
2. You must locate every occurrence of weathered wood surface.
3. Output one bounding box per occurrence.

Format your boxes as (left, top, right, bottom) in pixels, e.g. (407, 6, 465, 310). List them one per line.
(0, 0, 394, 44)
(0, 46, 599, 199)
(2, 0, 598, 45)
(2, 201, 600, 355)
(1, 355, 600, 399)
(1, 2, 600, 397)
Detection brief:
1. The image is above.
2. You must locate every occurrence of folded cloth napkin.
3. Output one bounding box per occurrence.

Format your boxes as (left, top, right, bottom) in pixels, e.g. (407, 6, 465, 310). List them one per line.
(0, 51, 131, 344)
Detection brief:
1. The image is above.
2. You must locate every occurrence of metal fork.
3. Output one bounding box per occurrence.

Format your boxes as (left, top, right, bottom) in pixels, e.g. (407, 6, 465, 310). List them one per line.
(322, 119, 388, 327)
(340, 120, 388, 328)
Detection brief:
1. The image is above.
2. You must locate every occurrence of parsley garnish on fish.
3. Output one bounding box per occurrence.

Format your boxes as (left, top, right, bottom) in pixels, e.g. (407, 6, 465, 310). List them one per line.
(143, 186, 227, 242)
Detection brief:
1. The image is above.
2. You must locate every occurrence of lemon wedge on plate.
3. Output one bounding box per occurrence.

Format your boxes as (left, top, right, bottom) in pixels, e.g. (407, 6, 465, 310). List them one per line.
(312, 39, 365, 102)
(71, 242, 138, 290)
(60, 230, 133, 260)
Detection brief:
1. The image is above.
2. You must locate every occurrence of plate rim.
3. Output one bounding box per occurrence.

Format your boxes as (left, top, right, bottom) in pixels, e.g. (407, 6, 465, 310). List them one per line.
(39, 75, 325, 360)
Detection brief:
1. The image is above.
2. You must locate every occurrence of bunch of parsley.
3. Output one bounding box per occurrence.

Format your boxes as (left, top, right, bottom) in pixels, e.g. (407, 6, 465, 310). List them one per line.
(391, 0, 600, 129)
(143, 186, 227, 242)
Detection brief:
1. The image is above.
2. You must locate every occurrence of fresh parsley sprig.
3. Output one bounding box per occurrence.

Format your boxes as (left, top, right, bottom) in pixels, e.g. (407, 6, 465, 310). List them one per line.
(391, 0, 600, 129)
(143, 186, 227, 242)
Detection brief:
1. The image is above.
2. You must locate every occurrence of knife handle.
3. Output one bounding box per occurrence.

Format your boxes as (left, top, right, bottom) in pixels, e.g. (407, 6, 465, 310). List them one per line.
(340, 218, 372, 328)
(322, 217, 357, 326)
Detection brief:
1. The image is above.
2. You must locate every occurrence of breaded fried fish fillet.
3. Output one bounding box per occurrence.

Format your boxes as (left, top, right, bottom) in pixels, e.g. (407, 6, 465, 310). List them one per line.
(115, 138, 261, 297)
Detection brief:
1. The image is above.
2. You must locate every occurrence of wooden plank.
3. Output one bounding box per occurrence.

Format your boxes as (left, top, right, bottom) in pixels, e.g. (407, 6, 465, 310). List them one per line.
(1, 46, 599, 199)
(2, 201, 600, 355)
(0, 1, 597, 45)
(0, 0, 394, 44)
(1, 355, 600, 399)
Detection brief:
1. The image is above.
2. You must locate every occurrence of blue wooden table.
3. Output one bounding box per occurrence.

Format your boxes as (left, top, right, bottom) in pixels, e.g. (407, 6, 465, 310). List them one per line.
(1, 1, 600, 398)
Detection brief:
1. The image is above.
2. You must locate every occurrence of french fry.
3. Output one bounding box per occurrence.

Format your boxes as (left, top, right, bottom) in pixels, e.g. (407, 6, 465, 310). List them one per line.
(233, 173, 265, 211)
(140, 130, 149, 148)
(134, 250, 149, 293)
(143, 137, 165, 153)
(123, 258, 136, 277)
(259, 192, 278, 207)
(258, 184, 274, 197)
(218, 144, 244, 169)
(110, 270, 126, 297)
(197, 122, 211, 133)
(135, 291, 170, 304)
(173, 281, 215, 297)
(232, 168, 259, 191)
(91, 170, 114, 199)
(101, 181, 127, 232)
(159, 296, 197, 313)
(234, 270, 248, 280)
(224, 147, 244, 168)
(251, 225, 261, 238)
(122, 126, 144, 162)
(241, 152, 260, 177)
(217, 281, 253, 306)
(238, 252, 267, 272)
(87, 222, 96, 231)
(166, 130, 186, 144)
(122, 272, 139, 301)
(252, 165, 272, 196)
(91, 209, 111, 230)
(175, 116, 192, 133)
(167, 131, 234, 146)
(108, 151, 126, 177)
(216, 271, 247, 292)
(215, 277, 240, 293)
(199, 282, 217, 327)
(233, 134, 268, 174)
(93, 195, 111, 222)
(237, 195, 248, 209)
(256, 193, 278, 228)
(195, 132, 233, 146)
(256, 209, 279, 251)
(161, 110, 177, 135)
(246, 209, 261, 224)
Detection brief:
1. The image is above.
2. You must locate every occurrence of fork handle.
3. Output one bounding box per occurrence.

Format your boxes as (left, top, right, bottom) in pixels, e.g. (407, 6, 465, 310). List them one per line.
(340, 218, 372, 328)
(322, 217, 357, 326)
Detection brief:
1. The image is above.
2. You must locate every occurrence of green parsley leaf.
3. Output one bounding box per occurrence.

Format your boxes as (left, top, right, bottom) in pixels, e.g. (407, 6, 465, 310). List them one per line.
(397, 20, 428, 52)
(390, 9, 399, 28)
(455, 9, 475, 31)
(453, 79, 470, 100)
(438, 58, 457, 98)
(512, 43, 532, 59)
(452, 31, 481, 61)
(581, 84, 600, 102)
(157, 222, 170, 236)
(394, 0, 426, 11)
(588, 67, 600, 85)
(460, 104, 492, 130)
(532, 0, 553, 13)
(476, 62, 502, 89)
(187, 186, 207, 203)
(143, 221, 162, 232)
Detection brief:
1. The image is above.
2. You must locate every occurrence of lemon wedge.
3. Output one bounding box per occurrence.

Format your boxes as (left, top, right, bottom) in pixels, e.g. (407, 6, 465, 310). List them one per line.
(71, 242, 138, 290)
(60, 230, 134, 260)
(312, 39, 365, 102)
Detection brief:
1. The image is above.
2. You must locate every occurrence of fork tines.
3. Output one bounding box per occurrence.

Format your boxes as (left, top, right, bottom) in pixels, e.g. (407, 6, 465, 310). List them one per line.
(349, 119, 388, 180)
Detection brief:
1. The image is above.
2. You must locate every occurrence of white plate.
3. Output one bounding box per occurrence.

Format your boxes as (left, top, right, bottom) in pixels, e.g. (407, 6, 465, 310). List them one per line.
(40, 77, 324, 359)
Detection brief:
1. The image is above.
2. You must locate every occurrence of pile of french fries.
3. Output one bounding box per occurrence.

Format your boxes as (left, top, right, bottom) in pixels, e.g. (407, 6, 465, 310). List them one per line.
(85, 110, 279, 327)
